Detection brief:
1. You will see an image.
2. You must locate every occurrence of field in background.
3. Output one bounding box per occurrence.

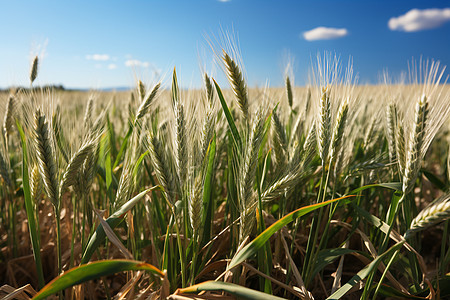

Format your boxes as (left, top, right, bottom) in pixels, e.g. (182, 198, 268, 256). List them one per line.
(0, 55, 450, 299)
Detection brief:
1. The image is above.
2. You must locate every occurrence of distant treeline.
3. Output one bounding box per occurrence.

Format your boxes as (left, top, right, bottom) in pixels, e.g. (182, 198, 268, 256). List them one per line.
(0, 84, 69, 93)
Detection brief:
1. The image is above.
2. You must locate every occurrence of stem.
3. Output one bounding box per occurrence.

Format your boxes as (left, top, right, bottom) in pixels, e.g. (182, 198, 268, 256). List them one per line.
(55, 206, 62, 275)
(69, 198, 77, 268)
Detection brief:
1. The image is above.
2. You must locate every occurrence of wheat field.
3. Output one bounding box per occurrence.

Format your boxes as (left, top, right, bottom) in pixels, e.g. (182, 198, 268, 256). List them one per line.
(0, 54, 450, 299)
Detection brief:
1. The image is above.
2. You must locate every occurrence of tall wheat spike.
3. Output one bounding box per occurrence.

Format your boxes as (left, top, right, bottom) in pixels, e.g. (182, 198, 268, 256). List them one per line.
(30, 56, 39, 84)
(402, 95, 428, 194)
(318, 86, 331, 166)
(204, 73, 214, 107)
(329, 98, 349, 167)
(386, 103, 397, 164)
(223, 51, 249, 122)
(286, 76, 293, 108)
(138, 80, 146, 102)
(83, 96, 95, 132)
(3, 95, 15, 140)
(34, 109, 60, 208)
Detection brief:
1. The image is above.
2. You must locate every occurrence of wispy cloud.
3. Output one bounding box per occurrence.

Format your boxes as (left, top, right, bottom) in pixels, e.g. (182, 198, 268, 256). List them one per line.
(218, 0, 231, 2)
(303, 27, 348, 41)
(108, 64, 117, 70)
(125, 59, 150, 68)
(388, 8, 450, 32)
(86, 54, 110, 61)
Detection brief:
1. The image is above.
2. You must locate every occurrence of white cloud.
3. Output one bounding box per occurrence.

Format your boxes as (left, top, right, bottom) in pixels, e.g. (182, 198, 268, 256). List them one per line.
(125, 59, 150, 68)
(303, 27, 348, 41)
(388, 8, 450, 32)
(86, 54, 110, 61)
(108, 64, 117, 70)
(218, 0, 231, 2)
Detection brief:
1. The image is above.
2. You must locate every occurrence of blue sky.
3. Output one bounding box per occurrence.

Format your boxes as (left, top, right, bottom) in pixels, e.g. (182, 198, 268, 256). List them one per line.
(1, 1, 450, 89)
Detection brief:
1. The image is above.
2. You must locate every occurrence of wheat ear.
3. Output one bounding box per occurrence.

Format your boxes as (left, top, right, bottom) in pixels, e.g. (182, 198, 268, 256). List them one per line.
(329, 98, 349, 167)
(386, 103, 397, 164)
(223, 51, 249, 122)
(0, 151, 12, 188)
(135, 82, 161, 122)
(405, 193, 450, 238)
(3, 95, 15, 139)
(138, 80, 146, 102)
(34, 109, 60, 208)
(204, 73, 214, 107)
(30, 56, 39, 84)
(402, 95, 428, 194)
(148, 133, 173, 204)
(272, 110, 288, 167)
(60, 142, 94, 195)
(189, 175, 203, 235)
(286, 76, 293, 109)
(30, 164, 42, 203)
(83, 96, 95, 132)
(318, 86, 331, 166)
(396, 123, 406, 176)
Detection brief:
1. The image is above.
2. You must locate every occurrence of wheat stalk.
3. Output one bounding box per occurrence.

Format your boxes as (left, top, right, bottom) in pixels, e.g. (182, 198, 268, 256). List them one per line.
(239, 109, 265, 241)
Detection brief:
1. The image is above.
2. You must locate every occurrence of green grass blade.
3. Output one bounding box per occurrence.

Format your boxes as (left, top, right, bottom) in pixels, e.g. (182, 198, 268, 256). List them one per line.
(227, 195, 355, 271)
(213, 79, 241, 151)
(312, 248, 357, 279)
(32, 259, 164, 300)
(201, 134, 216, 246)
(81, 187, 158, 264)
(178, 281, 287, 300)
(327, 241, 404, 300)
(113, 125, 133, 169)
(17, 119, 45, 289)
(132, 150, 149, 179)
(348, 182, 402, 195)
